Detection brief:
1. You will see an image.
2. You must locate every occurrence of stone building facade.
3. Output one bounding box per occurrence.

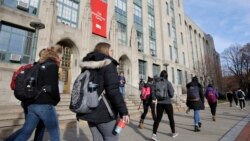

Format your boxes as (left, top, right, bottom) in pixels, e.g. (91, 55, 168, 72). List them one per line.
(0, 0, 221, 104)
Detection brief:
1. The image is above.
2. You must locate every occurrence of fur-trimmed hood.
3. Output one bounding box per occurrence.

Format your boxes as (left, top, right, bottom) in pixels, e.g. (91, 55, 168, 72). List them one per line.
(80, 51, 118, 69)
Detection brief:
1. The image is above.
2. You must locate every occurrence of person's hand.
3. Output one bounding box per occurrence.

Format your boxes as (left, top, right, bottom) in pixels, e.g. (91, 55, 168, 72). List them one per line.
(123, 115, 130, 124)
(152, 99, 157, 103)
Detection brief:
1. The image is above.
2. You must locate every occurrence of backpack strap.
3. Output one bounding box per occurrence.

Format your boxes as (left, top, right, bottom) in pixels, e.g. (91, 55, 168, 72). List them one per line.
(98, 90, 115, 118)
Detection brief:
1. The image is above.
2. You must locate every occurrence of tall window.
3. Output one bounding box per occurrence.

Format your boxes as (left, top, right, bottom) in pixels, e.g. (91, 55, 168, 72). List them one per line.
(179, 14, 182, 25)
(185, 71, 188, 84)
(166, 2, 169, 15)
(149, 38, 156, 56)
(3, 0, 40, 15)
(134, 3, 143, 50)
(178, 0, 180, 7)
(183, 52, 186, 65)
(137, 31, 143, 51)
(0, 24, 34, 63)
(115, 0, 127, 45)
(148, 14, 155, 28)
(57, 0, 79, 28)
(181, 32, 184, 45)
(117, 22, 127, 46)
(177, 69, 182, 85)
(174, 47, 178, 63)
(153, 64, 160, 77)
(169, 45, 173, 60)
(139, 60, 147, 80)
(167, 23, 171, 37)
(171, 67, 175, 83)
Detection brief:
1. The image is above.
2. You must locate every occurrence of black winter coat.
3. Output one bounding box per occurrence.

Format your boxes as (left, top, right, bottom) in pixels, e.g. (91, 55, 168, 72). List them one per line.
(24, 59, 60, 106)
(76, 51, 128, 123)
(186, 82, 204, 110)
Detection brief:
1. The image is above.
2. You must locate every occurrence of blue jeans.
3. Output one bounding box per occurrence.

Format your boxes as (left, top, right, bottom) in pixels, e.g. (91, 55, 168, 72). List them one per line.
(194, 110, 200, 126)
(14, 104, 60, 141)
(5, 106, 45, 141)
(119, 87, 125, 97)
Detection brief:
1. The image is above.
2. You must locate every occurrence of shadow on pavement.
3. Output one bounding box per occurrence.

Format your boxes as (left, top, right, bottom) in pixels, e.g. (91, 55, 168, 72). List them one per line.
(63, 121, 90, 141)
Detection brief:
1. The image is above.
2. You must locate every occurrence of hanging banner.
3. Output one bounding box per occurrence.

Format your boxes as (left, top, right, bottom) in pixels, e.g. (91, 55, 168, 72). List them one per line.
(91, 0, 108, 38)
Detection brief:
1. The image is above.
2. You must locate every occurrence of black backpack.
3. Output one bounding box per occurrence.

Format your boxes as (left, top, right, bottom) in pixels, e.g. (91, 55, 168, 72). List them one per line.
(237, 90, 244, 98)
(154, 77, 169, 100)
(187, 86, 200, 101)
(14, 63, 43, 102)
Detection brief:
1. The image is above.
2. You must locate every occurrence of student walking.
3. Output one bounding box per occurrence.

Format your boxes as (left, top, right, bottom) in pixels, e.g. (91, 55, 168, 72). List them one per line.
(186, 76, 204, 132)
(237, 88, 246, 110)
(11, 45, 63, 141)
(76, 42, 129, 141)
(233, 90, 239, 108)
(205, 84, 219, 121)
(119, 72, 126, 98)
(226, 91, 233, 107)
(138, 76, 156, 129)
(151, 70, 178, 141)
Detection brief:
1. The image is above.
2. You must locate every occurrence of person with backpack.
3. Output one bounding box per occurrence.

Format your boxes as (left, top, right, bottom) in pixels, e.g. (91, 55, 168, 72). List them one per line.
(5, 48, 47, 141)
(186, 76, 204, 132)
(205, 84, 219, 121)
(118, 71, 126, 98)
(76, 42, 129, 141)
(226, 90, 233, 107)
(138, 76, 156, 129)
(151, 70, 178, 141)
(237, 88, 246, 110)
(10, 45, 63, 141)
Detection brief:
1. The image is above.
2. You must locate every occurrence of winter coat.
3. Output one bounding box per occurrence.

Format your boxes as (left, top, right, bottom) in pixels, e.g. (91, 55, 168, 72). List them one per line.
(152, 77, 175, 105)
(76, 51, 128, 123)
(186, 82, 204, 110)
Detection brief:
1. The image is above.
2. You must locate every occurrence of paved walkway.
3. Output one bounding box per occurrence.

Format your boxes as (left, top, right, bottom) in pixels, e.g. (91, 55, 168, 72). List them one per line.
(36, 101, 250, 141)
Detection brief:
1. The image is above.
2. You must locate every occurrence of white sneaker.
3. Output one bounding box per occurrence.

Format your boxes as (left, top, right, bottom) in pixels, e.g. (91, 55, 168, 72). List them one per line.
(172, 133, 179, 138)
(151, 134, 159, 141)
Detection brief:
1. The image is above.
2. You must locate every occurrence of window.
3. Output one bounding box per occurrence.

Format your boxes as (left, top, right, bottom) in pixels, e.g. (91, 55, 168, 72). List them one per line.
(148, 14, 155, 28)
(115, 0, 127, 12)
(185, 71, 188, 84)
(171, 67, 175, 83)
(148, 0, 154, 8)
(139, 60, 147, 81)
(0, 24, 34, 63)
(57, 0, 79, 28)
(166, 2, 169, 15)
(169, 45, 173, 60)
(133, 4, 142, 25)
(3, 0, 40, 15)
(149, 38, 156, 56)
(153, 64, 160, 77)
(181, 32, 184, 45)
(183, 52, 186, 65)
(60, 47, 72, 82)
(174, 47, 178, 63)
(178, 0, 180, 7)
(167, 23, 171, 37)
(137, 31, 143, 51)
(117, 22, 127, 45)
(177, 69, 182, 85)
(179, 14, 182, 25)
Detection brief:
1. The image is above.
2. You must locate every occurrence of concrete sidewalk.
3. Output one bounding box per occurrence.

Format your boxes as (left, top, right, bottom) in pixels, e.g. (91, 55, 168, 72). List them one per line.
(37, 101, 250, 141)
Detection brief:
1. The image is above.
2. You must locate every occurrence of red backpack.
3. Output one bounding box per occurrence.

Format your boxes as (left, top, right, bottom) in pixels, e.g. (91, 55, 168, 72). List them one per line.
(10, 64, 33, 90)
(207, 90, 217, 103)
(140, 86, 151, 100)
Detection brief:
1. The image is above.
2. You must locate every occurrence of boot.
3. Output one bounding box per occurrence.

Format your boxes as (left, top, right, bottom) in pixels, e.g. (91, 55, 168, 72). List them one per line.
(194, 125, 200, 132)
(138, 119, 144, 129)
(212, 116, 216, 121)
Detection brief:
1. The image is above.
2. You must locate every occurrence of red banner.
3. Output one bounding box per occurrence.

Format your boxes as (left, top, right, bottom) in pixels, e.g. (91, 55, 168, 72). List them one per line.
(91, 0, 108, 38)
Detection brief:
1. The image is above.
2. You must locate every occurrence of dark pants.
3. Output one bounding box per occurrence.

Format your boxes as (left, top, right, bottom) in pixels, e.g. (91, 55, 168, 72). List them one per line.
(5, 105, 45, 141)
(140, 101, 156, 121)
(233, 96, 238, 106)
(239, 99, 245, 109)
(227, 94, 233, 106)
(208, 102, 217, 116)
(153, 104, 175, 134)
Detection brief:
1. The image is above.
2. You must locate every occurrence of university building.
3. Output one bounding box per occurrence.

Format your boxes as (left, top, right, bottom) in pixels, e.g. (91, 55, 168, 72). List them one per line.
(0, 0, 221, 105)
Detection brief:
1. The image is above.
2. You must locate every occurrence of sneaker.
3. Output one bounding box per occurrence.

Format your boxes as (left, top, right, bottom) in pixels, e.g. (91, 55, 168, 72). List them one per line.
(198, 122, 202, 128)
(172, 133, 179, 138)
(151, 134, 159, 141)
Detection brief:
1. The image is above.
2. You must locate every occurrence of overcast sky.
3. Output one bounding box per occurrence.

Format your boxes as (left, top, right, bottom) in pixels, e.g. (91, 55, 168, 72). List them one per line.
(183, 0, 250, 54)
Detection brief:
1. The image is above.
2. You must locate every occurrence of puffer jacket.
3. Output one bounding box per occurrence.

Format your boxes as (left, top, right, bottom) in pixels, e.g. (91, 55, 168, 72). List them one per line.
(76, 51, 128, 123)
(186, 82, 204, 110)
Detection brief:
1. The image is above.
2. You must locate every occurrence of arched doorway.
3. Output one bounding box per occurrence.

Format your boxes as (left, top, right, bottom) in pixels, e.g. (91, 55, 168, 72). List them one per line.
(118, 55, 132, 84)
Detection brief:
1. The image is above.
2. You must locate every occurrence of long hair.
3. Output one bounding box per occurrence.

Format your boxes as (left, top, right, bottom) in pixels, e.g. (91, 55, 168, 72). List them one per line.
(160, 70, 168, 79)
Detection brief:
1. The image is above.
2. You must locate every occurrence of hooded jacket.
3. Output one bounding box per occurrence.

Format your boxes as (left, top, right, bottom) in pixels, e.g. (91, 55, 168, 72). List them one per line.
(76, 51, 128, 123)
(186, 80, 204, 110)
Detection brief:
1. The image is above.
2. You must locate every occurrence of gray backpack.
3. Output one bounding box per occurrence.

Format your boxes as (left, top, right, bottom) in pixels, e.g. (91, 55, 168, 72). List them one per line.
(69, 69, 114, 117)
(154, 77, 169, 100)
(187, 86, 200, 101)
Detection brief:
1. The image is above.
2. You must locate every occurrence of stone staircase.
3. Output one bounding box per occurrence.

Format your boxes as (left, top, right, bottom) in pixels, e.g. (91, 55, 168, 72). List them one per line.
(0, 94, 142, 139)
